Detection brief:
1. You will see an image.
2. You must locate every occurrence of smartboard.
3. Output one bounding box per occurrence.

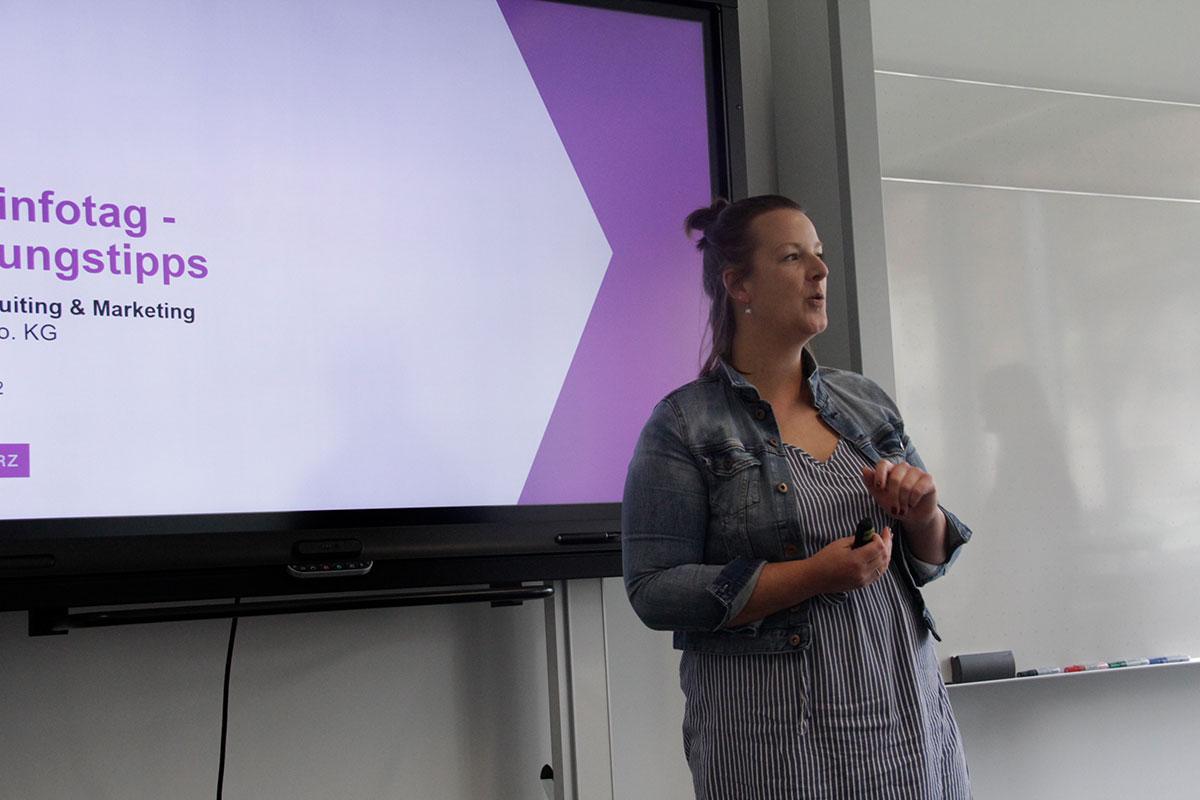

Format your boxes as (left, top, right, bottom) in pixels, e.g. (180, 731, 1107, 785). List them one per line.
(0, 0, 739, 607)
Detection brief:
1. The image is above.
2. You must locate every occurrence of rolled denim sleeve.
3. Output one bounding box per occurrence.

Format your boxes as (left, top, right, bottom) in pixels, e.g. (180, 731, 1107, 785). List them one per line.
(622, 398, 767, 631)
(903, 506, 970, 586)
(906, 553, 942, 584)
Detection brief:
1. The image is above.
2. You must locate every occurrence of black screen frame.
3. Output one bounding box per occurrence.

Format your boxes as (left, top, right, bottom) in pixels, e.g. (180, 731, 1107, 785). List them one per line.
(0, 0, 747, 612)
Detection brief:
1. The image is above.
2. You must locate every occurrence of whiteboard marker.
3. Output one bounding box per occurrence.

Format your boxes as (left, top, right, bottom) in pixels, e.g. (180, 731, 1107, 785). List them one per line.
(1084, 662, 1109, 671)
(1016, 667, 1062, 677)
(1064, 665, 1086, 673)
(1149, 655, 1190, 665)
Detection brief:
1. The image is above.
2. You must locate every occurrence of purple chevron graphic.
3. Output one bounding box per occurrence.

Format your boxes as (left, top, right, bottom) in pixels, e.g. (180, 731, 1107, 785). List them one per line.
(497, 0, 714, 504)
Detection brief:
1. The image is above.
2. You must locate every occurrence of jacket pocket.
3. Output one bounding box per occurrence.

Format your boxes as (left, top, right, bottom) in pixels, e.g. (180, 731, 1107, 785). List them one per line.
(698, 441, 762, 558)
(700, 440, 762, 481)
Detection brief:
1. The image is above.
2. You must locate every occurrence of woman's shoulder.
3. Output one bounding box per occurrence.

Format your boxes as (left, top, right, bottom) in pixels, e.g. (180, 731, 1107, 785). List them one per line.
(657, 373, 724, 407)
(637, 374, 727, 437)
(815, 366, 901, 416)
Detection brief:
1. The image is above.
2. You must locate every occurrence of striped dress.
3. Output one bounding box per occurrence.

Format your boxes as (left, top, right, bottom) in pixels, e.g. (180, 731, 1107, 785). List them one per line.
(680, 439, 970, 799)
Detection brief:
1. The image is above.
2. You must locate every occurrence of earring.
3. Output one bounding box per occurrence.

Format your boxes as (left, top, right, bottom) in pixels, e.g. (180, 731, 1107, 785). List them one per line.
(744, 306, 752, 315)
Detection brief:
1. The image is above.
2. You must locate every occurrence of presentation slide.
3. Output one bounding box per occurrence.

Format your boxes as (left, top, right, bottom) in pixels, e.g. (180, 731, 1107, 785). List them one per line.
(0, 0, 713, 519)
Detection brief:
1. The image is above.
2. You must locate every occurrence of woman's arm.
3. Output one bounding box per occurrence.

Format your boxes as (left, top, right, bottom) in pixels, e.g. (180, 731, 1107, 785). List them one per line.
(724, 527, 894, 628)
(622, 398, 767, 631)
(900, 506, 951, 565)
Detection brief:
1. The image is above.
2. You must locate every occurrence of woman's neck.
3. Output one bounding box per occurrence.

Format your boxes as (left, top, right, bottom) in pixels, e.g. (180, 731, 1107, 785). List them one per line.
(729, 336, 814, 408)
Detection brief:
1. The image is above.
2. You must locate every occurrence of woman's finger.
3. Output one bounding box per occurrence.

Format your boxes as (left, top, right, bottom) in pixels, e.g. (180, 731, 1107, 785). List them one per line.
(882, 461, 909, 513)
(860, 466, 881, 505)
(914, 473, 937, 512)
(871, 528, 891, 564)
(872, 459, 894, 491)
(897, 467, 924, 513)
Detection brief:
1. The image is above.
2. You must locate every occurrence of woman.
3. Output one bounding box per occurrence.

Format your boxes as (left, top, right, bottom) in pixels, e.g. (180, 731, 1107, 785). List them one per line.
(622, 195, 972, 798)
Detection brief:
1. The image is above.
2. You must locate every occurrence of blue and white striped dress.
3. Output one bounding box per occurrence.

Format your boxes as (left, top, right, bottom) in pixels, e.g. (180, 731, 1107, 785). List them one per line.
(680, 439, 970, 799)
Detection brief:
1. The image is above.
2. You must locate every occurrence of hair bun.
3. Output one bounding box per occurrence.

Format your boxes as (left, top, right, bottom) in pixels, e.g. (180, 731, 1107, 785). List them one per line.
(684, 197, 731, 241)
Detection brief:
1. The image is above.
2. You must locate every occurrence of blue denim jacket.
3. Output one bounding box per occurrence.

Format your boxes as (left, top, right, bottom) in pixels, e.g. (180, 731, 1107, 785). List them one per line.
(621, 350, 971, 654)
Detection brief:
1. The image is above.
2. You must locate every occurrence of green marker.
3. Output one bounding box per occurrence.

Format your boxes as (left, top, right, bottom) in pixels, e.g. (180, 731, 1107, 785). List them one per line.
(852, 517, 876, 548)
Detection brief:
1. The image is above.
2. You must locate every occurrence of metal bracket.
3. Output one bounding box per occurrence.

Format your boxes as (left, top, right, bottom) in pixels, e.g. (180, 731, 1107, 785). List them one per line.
(544, 578, 614, 800)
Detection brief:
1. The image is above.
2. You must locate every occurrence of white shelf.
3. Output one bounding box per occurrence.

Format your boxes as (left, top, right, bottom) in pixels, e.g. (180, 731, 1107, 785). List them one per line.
(945, 658, 1198, 689)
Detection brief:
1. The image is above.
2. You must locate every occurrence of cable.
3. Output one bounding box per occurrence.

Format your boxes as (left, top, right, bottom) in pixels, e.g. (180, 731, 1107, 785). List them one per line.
(216, 598, 241, 800)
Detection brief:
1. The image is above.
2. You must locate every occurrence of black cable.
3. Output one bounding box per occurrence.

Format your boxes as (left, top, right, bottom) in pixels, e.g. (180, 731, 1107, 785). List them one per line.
(216, 598, 240, 800)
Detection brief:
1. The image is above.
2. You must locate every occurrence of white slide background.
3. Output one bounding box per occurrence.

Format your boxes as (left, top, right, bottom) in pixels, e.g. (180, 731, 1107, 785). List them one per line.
(0, 0, 610, 519)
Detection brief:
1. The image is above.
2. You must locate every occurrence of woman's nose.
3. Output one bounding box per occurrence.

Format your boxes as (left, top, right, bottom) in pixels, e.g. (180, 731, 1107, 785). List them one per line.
(810, 255, 829, 280)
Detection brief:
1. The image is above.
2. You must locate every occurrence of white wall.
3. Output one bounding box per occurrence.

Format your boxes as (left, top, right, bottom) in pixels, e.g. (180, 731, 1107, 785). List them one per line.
(0, 613, 230, 800)
(0, 600, 554, 800)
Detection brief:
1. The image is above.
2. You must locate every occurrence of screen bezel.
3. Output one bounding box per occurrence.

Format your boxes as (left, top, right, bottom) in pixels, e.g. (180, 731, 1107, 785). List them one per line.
(0, 0, 746, 611)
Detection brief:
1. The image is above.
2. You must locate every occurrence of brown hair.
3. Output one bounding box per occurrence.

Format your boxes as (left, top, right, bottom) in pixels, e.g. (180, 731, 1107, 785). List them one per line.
(684, 194, 804, 376)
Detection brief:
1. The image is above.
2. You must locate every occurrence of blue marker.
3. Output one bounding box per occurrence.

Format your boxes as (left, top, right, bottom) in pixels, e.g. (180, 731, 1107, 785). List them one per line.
(1149, 655, 1190, 665)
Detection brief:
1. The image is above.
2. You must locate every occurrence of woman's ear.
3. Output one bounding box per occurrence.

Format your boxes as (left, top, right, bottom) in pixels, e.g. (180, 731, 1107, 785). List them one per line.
(722, 266, 751, 307)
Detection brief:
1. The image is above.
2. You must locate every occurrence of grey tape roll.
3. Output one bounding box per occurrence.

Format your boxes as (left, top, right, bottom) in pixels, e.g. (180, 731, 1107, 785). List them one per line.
(950, 650, 1016, 683)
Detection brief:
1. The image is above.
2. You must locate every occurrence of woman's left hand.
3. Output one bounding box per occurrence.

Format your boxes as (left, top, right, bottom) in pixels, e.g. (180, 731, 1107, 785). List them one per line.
(860, 460, 940, 529)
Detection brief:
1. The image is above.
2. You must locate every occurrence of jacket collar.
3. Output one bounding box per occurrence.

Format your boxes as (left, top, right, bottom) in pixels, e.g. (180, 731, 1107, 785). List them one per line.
(715, 347, 830, 410)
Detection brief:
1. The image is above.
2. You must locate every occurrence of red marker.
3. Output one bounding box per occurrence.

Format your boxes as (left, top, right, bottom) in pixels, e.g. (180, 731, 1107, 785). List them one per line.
(1064, 665, 1086, 673)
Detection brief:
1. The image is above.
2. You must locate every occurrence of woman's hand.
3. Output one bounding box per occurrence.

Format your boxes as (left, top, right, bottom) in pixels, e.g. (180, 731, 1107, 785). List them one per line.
(724, 526, 894, 627)
(808, 526, 893, 594)
(861, 460, 940, 530)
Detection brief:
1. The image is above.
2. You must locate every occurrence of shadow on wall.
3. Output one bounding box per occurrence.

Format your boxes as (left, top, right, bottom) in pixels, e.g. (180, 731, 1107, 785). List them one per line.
(972, 362, 1086, 646)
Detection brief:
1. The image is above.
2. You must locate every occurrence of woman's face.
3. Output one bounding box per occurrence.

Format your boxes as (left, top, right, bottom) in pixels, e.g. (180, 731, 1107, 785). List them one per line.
(736, 208, 829, 341)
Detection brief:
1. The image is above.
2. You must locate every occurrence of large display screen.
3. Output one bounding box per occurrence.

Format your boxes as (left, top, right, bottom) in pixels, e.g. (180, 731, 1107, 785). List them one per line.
(1, 0, 718, 528)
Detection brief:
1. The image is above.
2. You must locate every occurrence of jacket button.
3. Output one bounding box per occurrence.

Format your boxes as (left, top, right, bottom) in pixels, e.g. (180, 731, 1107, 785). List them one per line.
(754, 408, 767, 420)
(789, 634, 802, 647)
(776, 482, 789, 494)
(767, 437, 779, 447)
(783, 544, 798, 557)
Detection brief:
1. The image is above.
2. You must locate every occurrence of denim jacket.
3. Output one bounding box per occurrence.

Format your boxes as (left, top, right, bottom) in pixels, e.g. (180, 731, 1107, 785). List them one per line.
(621, 350, 971, 655)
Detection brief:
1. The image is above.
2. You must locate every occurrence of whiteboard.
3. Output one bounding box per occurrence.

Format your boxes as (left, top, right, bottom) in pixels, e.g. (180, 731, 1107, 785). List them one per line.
(875, 70, 1200, 671)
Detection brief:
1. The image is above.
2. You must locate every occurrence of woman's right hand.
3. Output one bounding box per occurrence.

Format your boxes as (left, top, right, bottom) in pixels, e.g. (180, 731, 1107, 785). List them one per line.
(808, 526, 893, 594)
(723, 526, 895, 629)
